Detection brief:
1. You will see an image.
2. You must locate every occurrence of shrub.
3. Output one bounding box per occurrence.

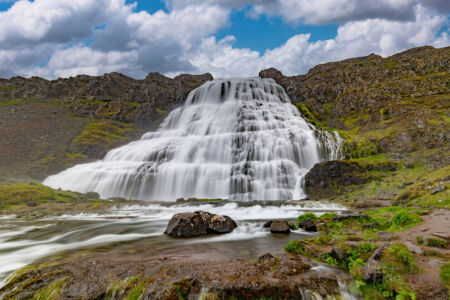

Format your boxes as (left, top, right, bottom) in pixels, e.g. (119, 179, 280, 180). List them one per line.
(426, 237, 447, 248)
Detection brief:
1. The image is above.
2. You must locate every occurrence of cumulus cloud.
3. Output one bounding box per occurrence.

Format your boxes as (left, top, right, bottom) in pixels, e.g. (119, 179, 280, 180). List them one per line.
(0, 0, 448, 79)
(189, 5, 449, 77)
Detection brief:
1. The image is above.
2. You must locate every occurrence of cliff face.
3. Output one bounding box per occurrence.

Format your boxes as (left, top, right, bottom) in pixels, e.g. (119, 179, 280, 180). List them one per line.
(0, 72, 212, 180)
(260, 46, 449, 165)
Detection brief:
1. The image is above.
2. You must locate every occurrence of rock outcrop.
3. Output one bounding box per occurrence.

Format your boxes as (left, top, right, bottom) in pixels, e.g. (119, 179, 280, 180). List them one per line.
(305, 159, 399, 198)
(165, 211, 237, 237)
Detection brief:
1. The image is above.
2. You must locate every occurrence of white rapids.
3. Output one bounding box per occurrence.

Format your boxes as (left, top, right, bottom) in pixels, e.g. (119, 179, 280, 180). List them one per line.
(44, 78, 342, 201)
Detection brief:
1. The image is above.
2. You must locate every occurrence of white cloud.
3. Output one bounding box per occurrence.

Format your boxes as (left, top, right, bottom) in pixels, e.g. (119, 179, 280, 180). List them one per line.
(188, 5, 449, 77)
(0, 0, 448, 79)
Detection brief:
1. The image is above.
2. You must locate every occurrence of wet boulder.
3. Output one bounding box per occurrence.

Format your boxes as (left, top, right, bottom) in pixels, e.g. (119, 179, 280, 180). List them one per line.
(298, 219, 317, 232)
(329, 247, 348, 262)
(204, 213, 237, 234)
(165, 211, 237, 238)
(269, 220, 292, 234)
(165, 212, 208, 237)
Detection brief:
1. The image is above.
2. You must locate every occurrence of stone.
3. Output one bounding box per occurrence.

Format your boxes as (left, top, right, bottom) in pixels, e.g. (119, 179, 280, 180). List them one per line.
(363, 243, 390, 282)
(329, 247, 348, 262)
(332, 210, 368, 221)
(165, 212, 207, 237)
(176, 198, 185, 203)
(263, 220, 273, 228)
(258, 253, 277, 266)
(298, 219, 317, 232)
(405, 241, 423, 255)
(431, 183, 445, 195)
(270, 220, 291, 234)
(206, 214, 237, 234)
(85, 192, 100, 199)
(165, 211, 237, 238)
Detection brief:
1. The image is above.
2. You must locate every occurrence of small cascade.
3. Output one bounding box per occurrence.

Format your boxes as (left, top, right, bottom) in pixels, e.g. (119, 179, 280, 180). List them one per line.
(44, 78, 342, 201)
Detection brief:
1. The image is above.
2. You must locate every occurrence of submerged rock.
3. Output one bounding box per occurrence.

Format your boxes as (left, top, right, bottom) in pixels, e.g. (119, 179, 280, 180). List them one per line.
(165, 211, 236, 237)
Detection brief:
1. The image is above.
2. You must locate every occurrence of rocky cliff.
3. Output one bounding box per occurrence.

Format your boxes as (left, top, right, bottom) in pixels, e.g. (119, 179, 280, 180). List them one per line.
(0, 72, 212, 180)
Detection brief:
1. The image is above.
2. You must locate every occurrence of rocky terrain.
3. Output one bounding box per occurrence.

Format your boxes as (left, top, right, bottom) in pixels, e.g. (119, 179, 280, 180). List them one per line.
(0, 72, 212, 180)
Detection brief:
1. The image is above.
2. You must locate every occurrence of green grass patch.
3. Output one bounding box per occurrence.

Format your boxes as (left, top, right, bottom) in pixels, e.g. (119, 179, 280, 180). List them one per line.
(32, 277, 69, 300)
(425, 237, 447, 248)
(0, 182, 101, 209)
(71, 120, 132, 150)
(441, 263, 450, 288)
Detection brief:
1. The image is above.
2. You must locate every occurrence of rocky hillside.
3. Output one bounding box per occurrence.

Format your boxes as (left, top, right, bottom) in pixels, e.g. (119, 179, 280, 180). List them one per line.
(261, 46, 449, 166)
(0, 72, 212, 180)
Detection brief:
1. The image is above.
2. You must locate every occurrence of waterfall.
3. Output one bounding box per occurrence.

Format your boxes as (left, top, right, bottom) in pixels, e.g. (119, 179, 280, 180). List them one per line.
(44, 78, 342, 201)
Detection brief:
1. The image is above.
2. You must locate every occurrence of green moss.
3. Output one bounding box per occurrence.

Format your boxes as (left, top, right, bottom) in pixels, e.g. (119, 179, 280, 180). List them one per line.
(336, 129, 378, 159)
(63, 152, 88, 165)
(71, 120, 132, 150)
(297, 212, 318, 223)
(293, 103, 323, 128)
(384, 61, 398, 70)
(440, 263, 450, 288)
(32, 277, 68, 300)
(0, 98, 39, 106)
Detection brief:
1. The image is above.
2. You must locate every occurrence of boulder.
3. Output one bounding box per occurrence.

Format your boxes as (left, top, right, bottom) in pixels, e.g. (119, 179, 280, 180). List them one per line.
(165, 211, 237, 238)
(258, 253, 277, 266)
(332, 210, 368, 221)
(165, 212, 207, 237)
(329, 247, 348, 262)
(363, 243, 389, 282)
(270, 220, 291, 234)
(85, 192, 100, 199)
(298, 219, 317, 232)
(206, 214, 237, 234)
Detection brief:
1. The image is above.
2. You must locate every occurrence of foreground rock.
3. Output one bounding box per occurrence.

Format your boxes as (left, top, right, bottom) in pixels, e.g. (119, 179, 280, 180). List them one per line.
(165, 211, 237, 237)
(263, 220, 294, 234)
(0, 249, 348, 300)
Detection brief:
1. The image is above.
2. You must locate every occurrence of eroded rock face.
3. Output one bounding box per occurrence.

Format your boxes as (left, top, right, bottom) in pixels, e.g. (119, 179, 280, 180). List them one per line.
(165, 211, 237, 237)
(304, 159, 399, 198)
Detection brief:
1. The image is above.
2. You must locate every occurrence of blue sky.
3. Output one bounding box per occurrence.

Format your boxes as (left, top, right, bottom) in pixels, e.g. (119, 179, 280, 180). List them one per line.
(0, 0, 448, 79)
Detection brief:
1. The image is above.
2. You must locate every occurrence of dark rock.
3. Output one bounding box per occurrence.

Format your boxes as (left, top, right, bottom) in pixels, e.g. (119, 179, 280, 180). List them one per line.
(85, 192, 100, 199)
(270, 220, 291, 234)
(304, 160, 399, 198)
(258, 253, 277, 266)
(263, 220, 273, 228)
(329, 247, 348, 262)
(363, 243, 390, 282)
(299, 219, 317, 232)
(176, 197, 185, 203)
(165, 211, 237, 237)
(206, 214, 237, 234)
(165, 212, 207, 237)
(26, 200, 37, 207)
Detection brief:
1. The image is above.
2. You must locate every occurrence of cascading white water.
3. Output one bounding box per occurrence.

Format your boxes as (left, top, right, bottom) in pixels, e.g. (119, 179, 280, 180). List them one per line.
(44, 78, 341, 201)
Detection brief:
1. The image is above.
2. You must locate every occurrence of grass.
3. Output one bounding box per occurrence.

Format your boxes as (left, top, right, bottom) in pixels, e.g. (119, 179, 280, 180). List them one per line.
(71, 120, 132, 151)
(0, 182, 103, 209)
(31, 277, 69, 300)
(425, 237, 447, 248)
(441, 263, 450, 288)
